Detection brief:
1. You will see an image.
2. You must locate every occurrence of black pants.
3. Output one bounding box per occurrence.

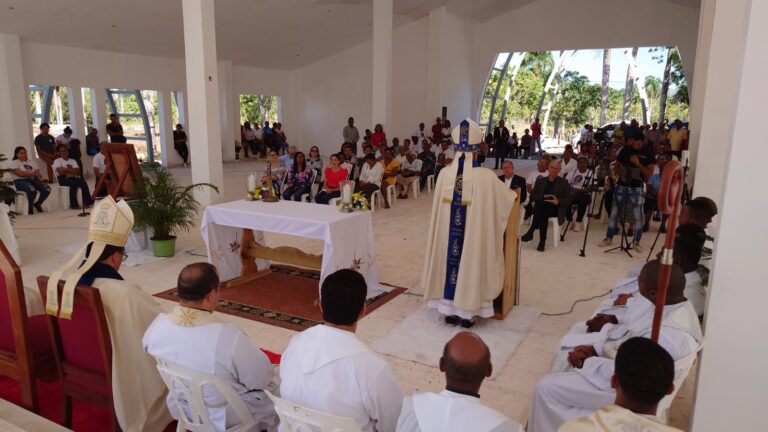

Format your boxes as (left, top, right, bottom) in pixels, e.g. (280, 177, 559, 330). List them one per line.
(57, 176, 93, 209)
(494, 144, 507, 169)
(567, 193, 592, 222)
(174, 142, 189, 163)
(527, 202, 558, 244)
(603, 190, 614, 216)
(355, 183, 379, 202)
(419, 169, 434, 190)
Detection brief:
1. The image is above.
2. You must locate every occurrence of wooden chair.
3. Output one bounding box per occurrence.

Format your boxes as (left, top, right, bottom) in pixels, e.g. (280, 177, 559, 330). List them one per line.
(36, 276, 120, 431)
(0, 240, 54, 413)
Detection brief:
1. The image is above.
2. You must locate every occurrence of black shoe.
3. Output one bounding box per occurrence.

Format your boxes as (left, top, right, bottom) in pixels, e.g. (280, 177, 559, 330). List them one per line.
(445, 315, 460, 326)
(34, 204, 44, 213)
(537, 242, 545, 252)
(460, 319, 475, 328)
(627, 228, 634, 237)
(521, 232, 534, 242)
(643, 224, 649, 233)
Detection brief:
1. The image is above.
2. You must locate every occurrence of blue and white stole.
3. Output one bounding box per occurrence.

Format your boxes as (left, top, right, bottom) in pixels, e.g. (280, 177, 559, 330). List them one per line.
(443, 154, 468, 301)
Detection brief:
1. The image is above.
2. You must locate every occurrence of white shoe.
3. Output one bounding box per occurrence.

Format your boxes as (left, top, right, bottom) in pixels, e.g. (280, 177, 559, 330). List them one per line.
(573, 221, 582, 232)
(598, 238, 612, 247)
(633, 243, 643, 253)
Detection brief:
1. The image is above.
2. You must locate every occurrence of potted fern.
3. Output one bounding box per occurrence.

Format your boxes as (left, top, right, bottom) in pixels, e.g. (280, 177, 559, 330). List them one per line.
(130, 162, 218, 257)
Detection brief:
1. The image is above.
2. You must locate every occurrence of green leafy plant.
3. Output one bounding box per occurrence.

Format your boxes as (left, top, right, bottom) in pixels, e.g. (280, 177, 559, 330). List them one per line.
(129, 162, 218, 240)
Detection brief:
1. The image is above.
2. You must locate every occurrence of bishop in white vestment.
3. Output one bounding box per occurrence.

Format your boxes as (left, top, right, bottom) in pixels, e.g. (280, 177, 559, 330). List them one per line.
(528, 262, 702, 432)
(46, 196, 171, 432)
(422, 119, 516, 323)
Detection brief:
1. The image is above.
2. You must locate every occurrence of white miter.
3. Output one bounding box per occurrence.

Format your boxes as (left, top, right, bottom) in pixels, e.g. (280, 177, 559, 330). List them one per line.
(451, 117, 484, 151)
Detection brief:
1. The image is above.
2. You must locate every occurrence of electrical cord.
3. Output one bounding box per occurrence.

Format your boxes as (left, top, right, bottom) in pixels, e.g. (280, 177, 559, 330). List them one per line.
(541, 289, 612, 316)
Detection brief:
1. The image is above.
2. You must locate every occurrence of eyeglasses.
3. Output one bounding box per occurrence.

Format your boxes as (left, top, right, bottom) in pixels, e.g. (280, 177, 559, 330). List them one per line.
(120, 252, 129, 260)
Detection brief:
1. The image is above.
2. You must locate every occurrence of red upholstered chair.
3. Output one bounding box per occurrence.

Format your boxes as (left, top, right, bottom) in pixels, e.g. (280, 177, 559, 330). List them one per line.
(36, 276, 120, 432)
(0, 240, 54, 413)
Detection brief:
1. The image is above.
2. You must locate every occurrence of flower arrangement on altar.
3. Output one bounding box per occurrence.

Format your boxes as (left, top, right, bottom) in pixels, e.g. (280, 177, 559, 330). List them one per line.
(245, 173, 280, 201)
(351, 192, 370, 210)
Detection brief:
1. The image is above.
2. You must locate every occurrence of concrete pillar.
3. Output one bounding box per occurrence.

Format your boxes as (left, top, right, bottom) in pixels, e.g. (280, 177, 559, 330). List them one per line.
(66, 87, 86, 139)
(158, 90, 179, 167)
(371, 0, 392, 127)
(690, 1, 768, 429)
(217, 61, 236, 162)
(426, 8, 444, 120)
(89, 88, 105, 141)
(175, 91, 188, 130)
(182, 0, 224, 205)
(687, 0, 749, 209)
(0, 34, 32, 158)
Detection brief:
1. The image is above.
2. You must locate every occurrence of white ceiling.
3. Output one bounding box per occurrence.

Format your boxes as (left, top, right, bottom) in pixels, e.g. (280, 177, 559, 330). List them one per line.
(0, 0, 699, 70)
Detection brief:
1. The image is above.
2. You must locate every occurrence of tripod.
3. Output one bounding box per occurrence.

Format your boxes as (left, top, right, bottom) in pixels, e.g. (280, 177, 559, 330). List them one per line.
(646, 156, 690, 261)
(604, 186, 635, 258)
(560, 167, 597, 242)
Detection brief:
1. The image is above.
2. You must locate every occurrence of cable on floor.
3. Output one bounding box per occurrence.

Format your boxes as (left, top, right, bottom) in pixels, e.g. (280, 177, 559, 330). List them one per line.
(541, 289, 612, 316)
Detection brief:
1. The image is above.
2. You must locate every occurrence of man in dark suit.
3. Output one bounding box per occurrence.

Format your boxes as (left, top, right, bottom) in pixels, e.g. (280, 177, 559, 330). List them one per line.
(521, 159, 572, 251)
(498, 160, 527, 203)
(493, 120, 510, 169)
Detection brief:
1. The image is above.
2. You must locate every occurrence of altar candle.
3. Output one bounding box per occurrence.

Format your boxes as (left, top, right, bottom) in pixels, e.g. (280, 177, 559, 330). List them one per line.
(247, 174, 257, 192)
(342, 182, 352, 204)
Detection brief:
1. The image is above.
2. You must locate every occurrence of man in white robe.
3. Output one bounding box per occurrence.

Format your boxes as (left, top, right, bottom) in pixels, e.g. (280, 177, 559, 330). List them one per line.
(397, 331, 521, 432)
(527, 261, 702, 432)
(280, 269, 404, 432)
(559, 337, 682, 432)
(422, 118, 517, 327)
(143, 263, 277, 431)
(46, 196, 171, 431)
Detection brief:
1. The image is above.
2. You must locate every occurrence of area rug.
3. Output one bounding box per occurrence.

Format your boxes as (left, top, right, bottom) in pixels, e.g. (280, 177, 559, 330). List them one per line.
(371, 305, 540, 379)
(155, 265, 406, 331)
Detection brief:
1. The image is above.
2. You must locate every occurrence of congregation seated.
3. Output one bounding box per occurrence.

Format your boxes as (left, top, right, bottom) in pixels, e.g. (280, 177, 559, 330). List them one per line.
(395, 152, 422, 199)
(521, 160, 572, 251)
(279, 145, 297, 170)
(282, 151, 314, 201)
(92, 142, 111, 198)
(355, 154, 383, 203)
(527, 260, 702, 432)
(558, 337, 682, 432)
(9, 146, 50, 214)
(380, 147, 400, 209)
(417, 139, 436, 190)
(523, 155, 550, 218)
(307, 145, 324, 180)
(396, 332, 522, 432)
(315, 153, 348, 205)
(559, 145, 577, 179)
(341, 143, 359, 178)
(357, 144, 374, 172)
(143, 263, 277, 430)
(565, 157, 593, 232)
(498, 160, 526, 203)
(53, 144, 94, 210)
(279, 269, 404, 432)
(262, 150, 287, 190)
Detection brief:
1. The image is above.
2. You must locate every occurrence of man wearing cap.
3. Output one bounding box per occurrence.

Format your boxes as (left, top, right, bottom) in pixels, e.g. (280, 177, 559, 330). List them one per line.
(598, 127, 655, 252)
(46, 196, 171, 431)
(34, 122, 56, 182)
(143, 263, 277, 430)
(422, 118, 517, 328)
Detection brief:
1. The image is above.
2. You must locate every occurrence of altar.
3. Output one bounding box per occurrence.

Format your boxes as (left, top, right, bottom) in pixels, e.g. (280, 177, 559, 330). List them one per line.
(200, 200, 384, 297)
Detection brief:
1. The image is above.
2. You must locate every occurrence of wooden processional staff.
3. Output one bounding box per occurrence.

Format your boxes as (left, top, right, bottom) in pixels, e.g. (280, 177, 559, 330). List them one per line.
(651, 159, 685, 342)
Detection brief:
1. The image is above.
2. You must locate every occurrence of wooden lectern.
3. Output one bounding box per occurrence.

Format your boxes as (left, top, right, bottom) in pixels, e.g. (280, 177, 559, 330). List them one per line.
(91, 144, 142, 200)
(493, 195, 521, 319)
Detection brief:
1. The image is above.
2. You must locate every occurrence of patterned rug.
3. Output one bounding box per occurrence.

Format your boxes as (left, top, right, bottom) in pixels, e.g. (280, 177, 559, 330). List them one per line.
(155, 265, 406, 331)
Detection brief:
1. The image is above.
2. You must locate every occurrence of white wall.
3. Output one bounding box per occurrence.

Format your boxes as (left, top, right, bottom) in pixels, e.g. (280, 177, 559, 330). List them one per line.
(471, 0, 701, 113)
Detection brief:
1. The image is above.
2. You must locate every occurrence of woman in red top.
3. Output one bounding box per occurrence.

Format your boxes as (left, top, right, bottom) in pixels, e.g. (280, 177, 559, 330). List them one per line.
(370, 124, 386, 150)
(315, 153, 349, 204)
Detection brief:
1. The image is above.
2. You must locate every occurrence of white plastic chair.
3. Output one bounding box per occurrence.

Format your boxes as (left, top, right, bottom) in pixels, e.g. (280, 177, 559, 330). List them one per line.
(53, 176, 72, 210)
(370, 190, 381, 213)
(265, 390, 362, 432)
(155, 358, 264, 432)
(299, 170, 319, 202)
(426, 174, 435, 193)
(384, 184, 396, 206)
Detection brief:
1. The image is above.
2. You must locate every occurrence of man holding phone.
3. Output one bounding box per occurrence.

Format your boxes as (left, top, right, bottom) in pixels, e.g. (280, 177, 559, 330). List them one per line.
(522, 159, 572, 251)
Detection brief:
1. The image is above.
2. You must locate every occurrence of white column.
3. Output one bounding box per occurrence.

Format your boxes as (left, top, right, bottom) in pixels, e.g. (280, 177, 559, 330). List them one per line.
(89, 88, 105, 141)
(158, 90, 178, 167)
(175, 91, 188, 130)
(0, 34, 32, 158)
(66, 87, 86, 138)
(217, 61, 236, 162)
(182, 0, 224, 206)
(371, 0, 392, 127)
(687, 0, 749, 209)
(691, 1, 768, 429)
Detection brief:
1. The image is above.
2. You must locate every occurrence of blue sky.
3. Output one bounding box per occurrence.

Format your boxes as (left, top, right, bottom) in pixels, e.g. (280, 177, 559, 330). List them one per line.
(496, 47, 671, 89)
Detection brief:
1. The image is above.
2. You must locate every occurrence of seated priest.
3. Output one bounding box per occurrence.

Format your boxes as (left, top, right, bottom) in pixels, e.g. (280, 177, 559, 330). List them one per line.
(46, 196, 171, 431)
(422, 118, 517, 328)
(396, 331, 522, 432)
(558, 337, 682, 432)
(526, 260, 702, 432)
(143, 263, 277, 430)
(279, 269, 404, 432)
(521, 159, 572, 252)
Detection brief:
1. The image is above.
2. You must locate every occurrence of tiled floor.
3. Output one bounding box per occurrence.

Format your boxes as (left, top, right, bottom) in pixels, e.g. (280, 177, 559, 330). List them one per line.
(11, 158, 694, 429)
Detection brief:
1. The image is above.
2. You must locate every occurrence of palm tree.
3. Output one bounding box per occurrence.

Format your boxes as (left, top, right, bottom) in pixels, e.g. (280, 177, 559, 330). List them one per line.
(658, 47, 673, 125)
(622, 47, 639, 120)
(600, 48, 611, 125)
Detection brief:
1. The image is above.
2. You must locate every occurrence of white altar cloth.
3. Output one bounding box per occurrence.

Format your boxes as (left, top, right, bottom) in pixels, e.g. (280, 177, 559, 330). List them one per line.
(200, 200, 384, 297)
